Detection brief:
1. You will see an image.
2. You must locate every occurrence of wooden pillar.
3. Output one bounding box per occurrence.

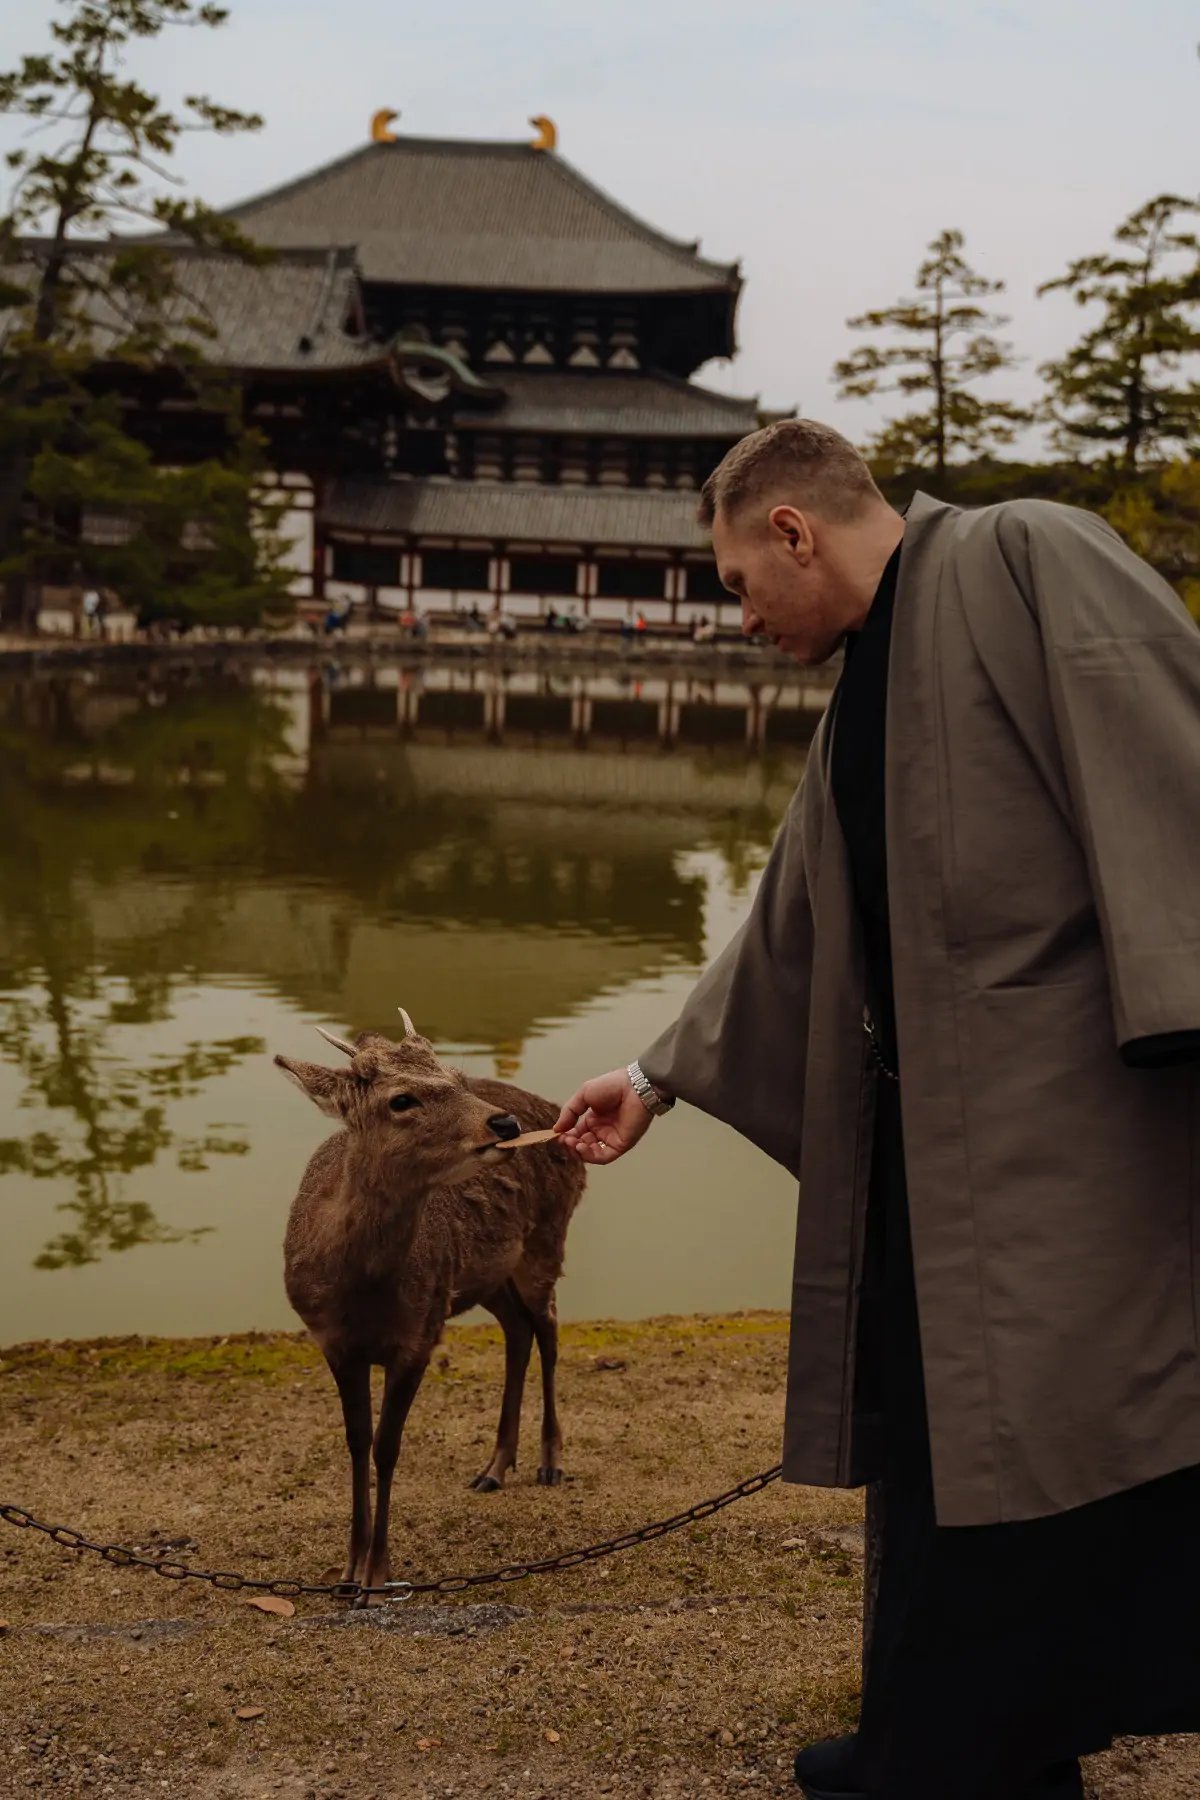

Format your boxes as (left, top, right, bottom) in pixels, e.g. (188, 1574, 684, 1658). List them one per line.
(657, 683, 680, 744)
(311, 494, 328, 603)
(746, 690, 767, 751)
(406, 543, 418, 617)
(669, 560, 683, 627)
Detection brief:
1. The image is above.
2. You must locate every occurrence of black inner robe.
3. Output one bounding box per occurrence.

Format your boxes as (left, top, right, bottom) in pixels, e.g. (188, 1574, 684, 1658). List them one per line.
(828, 541, 1200, 1798)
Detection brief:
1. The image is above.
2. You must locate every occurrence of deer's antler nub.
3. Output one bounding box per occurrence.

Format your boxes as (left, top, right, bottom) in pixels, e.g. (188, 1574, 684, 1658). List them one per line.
(398, 1007, 417, 1039)
(316, 1026, 357, 1057)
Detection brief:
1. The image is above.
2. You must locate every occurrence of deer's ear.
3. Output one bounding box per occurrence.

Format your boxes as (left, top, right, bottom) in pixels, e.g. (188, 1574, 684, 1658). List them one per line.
(274, 1055, 351, 1119)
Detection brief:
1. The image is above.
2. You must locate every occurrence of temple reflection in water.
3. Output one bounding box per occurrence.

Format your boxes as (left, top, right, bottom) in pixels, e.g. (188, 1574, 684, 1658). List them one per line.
(0, 659, 815, 1331)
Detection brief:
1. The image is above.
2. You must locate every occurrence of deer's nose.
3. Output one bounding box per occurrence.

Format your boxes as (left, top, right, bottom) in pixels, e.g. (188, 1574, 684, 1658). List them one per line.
(487, 1113, 521, 1141)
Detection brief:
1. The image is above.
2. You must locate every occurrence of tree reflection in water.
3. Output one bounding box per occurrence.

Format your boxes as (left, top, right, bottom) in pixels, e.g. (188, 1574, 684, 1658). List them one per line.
(0, 995, 262, 1268)
(0, 674, 283, 1270)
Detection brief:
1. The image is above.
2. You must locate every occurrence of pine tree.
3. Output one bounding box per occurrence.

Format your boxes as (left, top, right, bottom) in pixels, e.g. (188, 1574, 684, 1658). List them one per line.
(0, 1, 288, 627)
(833, 229, 1030, 481)
(1037, 194, 1200, 469)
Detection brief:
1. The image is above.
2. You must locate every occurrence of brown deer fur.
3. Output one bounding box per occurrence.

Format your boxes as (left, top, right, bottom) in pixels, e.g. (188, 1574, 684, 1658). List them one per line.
(277, 1017, 586, 1594)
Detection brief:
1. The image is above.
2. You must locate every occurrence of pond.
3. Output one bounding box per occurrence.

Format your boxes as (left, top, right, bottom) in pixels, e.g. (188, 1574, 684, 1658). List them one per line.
(0, 657, 820, 1344)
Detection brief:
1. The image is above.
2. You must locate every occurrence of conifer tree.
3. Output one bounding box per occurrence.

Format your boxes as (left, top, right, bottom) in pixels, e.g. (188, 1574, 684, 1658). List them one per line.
(1038, 194, 1200, 468)
(834, 229, 1030, 480)
(0, 1, 287, 627)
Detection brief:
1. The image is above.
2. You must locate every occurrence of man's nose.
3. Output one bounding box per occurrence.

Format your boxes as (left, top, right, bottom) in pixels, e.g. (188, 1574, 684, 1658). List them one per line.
(741, 596, 762, 636)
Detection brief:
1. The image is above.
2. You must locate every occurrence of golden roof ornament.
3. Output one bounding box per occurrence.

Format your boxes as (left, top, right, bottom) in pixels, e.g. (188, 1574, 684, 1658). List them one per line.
(529, 115, 558, 152)
(371, 109, 399, 143)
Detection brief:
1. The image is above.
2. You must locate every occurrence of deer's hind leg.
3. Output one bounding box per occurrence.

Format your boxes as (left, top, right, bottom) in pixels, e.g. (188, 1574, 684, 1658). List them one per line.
(472, 1284, 534, 1493)
(518, 1281, 564, 1487)
(328, 1354, 373, 1585)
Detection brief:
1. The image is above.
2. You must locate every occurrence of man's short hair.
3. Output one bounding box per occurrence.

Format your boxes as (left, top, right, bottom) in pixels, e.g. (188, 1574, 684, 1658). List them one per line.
(699, 418, 881, 529)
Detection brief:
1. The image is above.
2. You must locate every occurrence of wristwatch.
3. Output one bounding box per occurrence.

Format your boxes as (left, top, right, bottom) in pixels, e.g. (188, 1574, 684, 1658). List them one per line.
(627, 1060, 676, 1115)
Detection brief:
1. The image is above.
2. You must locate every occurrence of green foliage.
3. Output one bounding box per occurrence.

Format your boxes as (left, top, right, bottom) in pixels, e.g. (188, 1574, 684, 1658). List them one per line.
(872, 454, 1200, 618)
(0, 0, 286, 626)
(1038, 196, 1200, 469)
(1100, 462, 1200, 619)
(13, 403, 290, 625)
(0, 1, 262, 261)
(834, 229, 1031, 478)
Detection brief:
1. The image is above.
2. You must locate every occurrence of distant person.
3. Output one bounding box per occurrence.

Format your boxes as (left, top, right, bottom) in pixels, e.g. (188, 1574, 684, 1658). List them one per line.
(81, 588, 100, 638)
(557, 419, 1200, 1800)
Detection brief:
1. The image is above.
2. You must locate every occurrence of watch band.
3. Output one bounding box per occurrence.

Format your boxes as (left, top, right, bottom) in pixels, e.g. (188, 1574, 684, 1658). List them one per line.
(627, 1060, 675, 1115)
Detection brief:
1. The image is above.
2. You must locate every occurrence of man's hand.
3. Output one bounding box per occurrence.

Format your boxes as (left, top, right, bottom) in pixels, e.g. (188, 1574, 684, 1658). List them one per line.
(555, 1068, 655, 1165)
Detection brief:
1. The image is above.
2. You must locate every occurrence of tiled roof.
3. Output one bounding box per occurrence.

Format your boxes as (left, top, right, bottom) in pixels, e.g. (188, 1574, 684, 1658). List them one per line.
(463, 369, 759, 438)
(323, 478, 712, 549)
(3, 244, 385, 372)
(222, 138, 740, 295)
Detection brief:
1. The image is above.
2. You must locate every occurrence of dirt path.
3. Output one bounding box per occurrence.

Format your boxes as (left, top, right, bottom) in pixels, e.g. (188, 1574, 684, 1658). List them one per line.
(0, 1315, 1195, 1798)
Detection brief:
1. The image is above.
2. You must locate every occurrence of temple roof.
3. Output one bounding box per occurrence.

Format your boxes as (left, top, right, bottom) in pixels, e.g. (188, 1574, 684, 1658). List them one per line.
(323, 477, 712, 550)
(4, 244, 386, 373)
(463, 369, 759, 438)
(222, 137, 741, 297)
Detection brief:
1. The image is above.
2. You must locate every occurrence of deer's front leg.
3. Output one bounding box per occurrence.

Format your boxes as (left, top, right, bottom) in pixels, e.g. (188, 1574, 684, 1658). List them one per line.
(363, 1356, 428, 1595)
(472, 1288, 534, 1492)
(329, 1355, 373, 1586)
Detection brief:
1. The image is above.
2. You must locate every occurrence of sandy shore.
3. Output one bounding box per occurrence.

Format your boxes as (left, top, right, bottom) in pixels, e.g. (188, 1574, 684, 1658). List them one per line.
(0, 1315, 1194, 1798)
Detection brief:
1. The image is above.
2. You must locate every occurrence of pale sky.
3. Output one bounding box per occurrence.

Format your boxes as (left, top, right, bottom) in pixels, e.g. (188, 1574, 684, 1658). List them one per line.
(2, 1, 1197, 454)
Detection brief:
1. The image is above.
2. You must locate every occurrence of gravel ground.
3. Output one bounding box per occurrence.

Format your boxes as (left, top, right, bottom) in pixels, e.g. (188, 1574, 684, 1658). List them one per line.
(0, 1315, 1196, 1798)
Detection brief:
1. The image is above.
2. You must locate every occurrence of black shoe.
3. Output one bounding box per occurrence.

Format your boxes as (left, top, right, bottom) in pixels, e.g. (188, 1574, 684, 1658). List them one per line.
(793, 1734, 1083, 1800)
(793, 1734, 865, 1800)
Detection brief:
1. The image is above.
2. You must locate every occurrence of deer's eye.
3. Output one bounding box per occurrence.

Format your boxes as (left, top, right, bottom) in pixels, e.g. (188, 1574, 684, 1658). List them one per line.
(388, 1093, 420, 1115)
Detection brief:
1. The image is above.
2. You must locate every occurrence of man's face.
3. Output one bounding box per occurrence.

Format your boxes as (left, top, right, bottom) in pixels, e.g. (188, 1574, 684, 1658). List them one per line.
(712, 504, 846, 666)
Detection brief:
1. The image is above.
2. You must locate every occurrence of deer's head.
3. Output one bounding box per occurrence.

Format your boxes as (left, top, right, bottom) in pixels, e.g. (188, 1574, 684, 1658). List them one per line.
(274, 1009, 524, 1192)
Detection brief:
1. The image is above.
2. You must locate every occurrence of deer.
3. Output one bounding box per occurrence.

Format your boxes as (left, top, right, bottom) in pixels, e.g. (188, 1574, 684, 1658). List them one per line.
(275, 1008, 586, 1597)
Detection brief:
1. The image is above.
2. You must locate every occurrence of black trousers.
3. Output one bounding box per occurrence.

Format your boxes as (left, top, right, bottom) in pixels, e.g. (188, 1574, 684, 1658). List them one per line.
(854, 1082, 1200, 1800)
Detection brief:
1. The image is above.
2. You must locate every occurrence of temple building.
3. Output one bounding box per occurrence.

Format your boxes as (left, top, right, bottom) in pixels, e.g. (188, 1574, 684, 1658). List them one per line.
(219, 116, 781, 624)
(14, 117, 783, 625)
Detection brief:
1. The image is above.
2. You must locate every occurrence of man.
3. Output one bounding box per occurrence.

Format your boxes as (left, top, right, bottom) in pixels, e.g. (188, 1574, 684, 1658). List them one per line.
(556, 420, 1200, 1800)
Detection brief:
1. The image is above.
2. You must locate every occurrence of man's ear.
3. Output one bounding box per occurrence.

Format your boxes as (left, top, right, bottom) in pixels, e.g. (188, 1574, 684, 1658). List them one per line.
(273, 1055, 351, 1119)
(767, 503, 814, 561)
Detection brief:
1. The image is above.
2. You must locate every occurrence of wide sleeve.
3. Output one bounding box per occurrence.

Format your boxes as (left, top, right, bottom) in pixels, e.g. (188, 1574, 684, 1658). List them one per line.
(638, 773, 815, 1178)
(1000, 501, 1200, 1056)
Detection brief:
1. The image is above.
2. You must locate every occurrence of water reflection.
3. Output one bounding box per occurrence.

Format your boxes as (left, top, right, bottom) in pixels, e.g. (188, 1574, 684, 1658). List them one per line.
(0, 659, 816, 1332)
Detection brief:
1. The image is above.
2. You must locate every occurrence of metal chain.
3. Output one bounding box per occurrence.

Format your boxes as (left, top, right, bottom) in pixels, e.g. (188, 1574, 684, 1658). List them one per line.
(0, 1464, 782, 1604)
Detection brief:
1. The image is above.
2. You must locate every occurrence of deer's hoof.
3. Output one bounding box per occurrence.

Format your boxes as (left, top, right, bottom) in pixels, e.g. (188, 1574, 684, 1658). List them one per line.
(537, 1467, 564, 1487)
(470, 1473, 503, 1493)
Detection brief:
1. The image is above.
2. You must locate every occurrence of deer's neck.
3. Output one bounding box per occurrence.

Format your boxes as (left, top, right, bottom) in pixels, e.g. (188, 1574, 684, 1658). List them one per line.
(340, 1144, 429, 1255)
